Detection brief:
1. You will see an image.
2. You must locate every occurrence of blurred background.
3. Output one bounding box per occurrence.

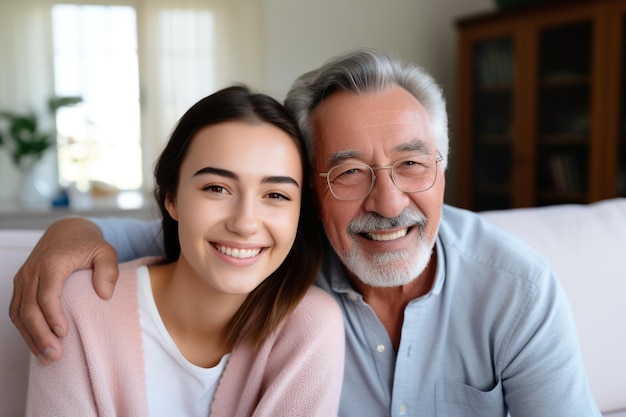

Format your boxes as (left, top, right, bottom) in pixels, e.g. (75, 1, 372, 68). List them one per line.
(13, 0, 609, 228)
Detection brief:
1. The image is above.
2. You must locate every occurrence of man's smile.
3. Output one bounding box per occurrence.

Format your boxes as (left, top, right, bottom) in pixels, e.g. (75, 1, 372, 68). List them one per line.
(365, 228, 410, 241)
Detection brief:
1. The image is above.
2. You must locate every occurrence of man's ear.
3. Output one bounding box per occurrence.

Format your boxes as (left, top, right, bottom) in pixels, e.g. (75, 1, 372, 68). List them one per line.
(165, 195, 179, 221)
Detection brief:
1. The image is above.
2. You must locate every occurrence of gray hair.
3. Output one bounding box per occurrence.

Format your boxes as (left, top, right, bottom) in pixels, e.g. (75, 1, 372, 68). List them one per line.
(284, 48, 449, 171)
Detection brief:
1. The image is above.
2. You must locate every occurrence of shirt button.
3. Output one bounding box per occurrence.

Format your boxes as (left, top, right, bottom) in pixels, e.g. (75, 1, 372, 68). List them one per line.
(399, 404, 407, 414)
(376, 344, 385, 353)
(348, 292, 358, 301)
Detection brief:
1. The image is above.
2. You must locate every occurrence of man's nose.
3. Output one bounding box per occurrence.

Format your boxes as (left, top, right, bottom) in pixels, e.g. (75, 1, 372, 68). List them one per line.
(363, 168, 410, 218)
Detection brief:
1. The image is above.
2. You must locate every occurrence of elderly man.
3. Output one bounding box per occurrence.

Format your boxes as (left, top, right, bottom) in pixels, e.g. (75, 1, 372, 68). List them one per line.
(10, 48, 599, 416)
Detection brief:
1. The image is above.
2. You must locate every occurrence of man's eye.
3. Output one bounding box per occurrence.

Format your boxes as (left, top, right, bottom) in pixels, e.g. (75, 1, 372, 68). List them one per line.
(340, 165, 370, 175)
(401, 159, 427, 167)
(342, 168, 361, 176)
(333, 166, 368, 181)
(398, 159, 430, 171)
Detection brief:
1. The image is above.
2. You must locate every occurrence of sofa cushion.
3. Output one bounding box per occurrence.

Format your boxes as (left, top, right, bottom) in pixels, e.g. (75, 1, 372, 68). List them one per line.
(480, 198, 626, 413)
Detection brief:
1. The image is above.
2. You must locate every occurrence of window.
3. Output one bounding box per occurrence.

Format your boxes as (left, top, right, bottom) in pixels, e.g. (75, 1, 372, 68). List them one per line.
(0, 1, 248, 205)
(52, 4, 142, 191)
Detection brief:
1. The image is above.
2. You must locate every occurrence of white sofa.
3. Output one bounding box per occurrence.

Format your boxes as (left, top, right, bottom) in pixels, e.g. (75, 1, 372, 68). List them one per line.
(1, 199, 625, 416)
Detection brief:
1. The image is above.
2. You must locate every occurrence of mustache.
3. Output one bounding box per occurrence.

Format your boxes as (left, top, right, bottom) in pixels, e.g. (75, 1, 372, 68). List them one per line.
(347, 209, 427, 234)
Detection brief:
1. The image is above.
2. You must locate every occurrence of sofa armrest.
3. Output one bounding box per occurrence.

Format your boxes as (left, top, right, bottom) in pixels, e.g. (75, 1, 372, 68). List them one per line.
(0, 230, 43, 416)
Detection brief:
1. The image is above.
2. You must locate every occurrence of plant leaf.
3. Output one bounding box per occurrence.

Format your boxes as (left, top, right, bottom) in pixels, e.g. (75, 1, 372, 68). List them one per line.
(49, 96, 83, 113)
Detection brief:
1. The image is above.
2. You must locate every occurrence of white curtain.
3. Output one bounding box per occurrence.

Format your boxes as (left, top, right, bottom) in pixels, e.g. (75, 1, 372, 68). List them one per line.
(0, 0, 57, 200)
(0, 0, 263, 202)
(137, 0, 264, 192)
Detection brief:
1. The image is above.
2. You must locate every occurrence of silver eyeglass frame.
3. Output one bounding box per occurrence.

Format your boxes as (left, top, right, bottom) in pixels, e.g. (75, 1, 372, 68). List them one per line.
(318, 152, 444, 201)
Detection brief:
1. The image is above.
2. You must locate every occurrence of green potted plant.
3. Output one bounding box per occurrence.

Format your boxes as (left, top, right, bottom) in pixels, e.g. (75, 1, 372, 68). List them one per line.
(0, 96, 83, 167)
(0, 96, 82, 209)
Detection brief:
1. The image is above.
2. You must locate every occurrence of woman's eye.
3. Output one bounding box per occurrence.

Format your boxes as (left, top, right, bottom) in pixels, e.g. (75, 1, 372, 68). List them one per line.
(266, 192, 290, 201)
(203, 185, 228, 194)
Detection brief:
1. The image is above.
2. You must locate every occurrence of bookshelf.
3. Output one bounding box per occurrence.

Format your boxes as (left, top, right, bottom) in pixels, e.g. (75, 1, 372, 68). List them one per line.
(456, 0, 626, 210)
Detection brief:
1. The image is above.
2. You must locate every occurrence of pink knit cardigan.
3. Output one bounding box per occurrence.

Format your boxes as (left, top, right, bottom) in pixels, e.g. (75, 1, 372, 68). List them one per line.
(26, 258, 345, 417)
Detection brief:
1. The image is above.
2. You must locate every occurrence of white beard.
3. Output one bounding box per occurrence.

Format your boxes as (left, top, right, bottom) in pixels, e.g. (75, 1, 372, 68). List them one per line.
(330, 208, 438, 288)
(341, 231, 435, 287)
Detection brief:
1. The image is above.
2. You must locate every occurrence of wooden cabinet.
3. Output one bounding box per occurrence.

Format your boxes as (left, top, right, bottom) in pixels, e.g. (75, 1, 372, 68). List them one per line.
(456, 0, 626, 211)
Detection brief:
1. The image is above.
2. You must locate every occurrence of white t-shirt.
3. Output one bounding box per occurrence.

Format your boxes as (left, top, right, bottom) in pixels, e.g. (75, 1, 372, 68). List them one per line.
(137, 265, 230, 416)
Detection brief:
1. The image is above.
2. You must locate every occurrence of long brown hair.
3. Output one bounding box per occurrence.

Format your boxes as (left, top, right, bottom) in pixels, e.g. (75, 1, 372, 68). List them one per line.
(153, 85, 323, 350)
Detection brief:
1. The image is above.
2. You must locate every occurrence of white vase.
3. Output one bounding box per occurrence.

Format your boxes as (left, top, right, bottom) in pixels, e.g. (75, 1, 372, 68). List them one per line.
(17, 163, 50, 210)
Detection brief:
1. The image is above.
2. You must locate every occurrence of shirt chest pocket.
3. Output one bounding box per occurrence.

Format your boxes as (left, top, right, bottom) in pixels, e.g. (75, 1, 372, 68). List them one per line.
(435, 378, 506, 417)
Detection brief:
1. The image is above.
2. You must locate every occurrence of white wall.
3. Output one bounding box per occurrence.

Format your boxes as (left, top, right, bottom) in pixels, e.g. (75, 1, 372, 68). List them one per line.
(260, 0, 495, 203)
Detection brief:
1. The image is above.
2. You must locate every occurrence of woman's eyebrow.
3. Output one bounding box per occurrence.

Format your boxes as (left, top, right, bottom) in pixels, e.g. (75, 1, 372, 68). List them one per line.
(194, 167, 299, 188)
(194, 166, 237, 179)
(263, 176, 299, 187)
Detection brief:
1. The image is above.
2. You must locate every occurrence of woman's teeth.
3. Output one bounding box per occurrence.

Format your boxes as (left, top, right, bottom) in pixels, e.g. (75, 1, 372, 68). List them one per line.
(216, 244, 261, 259)
(367, 228, 408, 241)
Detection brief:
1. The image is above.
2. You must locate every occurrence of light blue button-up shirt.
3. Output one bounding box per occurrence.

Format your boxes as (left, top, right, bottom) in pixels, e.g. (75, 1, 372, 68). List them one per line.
(97, 204, 601, 417)
(315, 205, 600, 417)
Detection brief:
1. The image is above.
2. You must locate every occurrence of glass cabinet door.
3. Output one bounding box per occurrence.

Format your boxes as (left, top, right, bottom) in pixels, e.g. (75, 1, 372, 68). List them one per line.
(536, 20, 592, 205)
(471, 37, 514, 210)
(619, 15, 626, 197)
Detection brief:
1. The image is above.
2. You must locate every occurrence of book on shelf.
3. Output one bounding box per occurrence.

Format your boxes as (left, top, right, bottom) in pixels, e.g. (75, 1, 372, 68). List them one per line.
(545, 153, 585, 194)
(475, 42, 513, 86)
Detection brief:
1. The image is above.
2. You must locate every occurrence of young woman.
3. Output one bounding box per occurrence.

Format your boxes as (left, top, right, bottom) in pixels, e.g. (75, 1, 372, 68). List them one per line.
(25, 86, 344, 417)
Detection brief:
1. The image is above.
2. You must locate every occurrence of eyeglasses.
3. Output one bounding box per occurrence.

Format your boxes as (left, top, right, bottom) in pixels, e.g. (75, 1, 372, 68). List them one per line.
(319, 153, 443, 201)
